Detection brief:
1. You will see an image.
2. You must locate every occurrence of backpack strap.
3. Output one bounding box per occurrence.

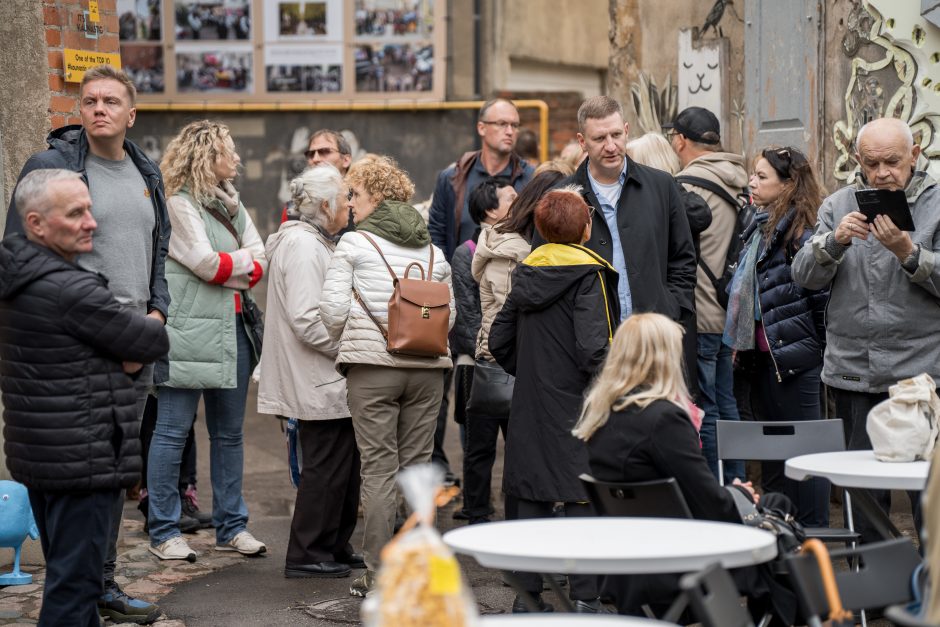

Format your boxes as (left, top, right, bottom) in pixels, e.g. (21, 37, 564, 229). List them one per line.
(676, 175, 742, 211)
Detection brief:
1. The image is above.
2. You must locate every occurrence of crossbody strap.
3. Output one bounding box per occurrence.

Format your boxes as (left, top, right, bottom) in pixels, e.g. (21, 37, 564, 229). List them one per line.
(204, 204, 242, 246)
(353, 287, 388, 340)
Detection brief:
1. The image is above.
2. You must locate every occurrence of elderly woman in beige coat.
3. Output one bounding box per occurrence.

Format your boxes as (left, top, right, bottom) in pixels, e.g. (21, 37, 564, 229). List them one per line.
(257, 164, 363, 580)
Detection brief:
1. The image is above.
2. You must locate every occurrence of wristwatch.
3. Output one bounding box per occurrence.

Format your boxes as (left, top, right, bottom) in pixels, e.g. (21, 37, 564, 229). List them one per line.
(901, 244, 921, 273)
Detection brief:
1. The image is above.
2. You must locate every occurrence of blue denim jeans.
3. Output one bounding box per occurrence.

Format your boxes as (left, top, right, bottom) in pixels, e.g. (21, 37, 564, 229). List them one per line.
(697, 333, 745, 483)
(148, 320, 251, 546)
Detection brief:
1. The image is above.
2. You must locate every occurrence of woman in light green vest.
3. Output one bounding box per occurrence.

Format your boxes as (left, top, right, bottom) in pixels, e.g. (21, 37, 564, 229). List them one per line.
(147, 120, 268, 562)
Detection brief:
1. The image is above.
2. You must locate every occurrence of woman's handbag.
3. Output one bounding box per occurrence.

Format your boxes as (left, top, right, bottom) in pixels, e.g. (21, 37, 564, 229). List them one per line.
(867, 373, 940, 462)
(799, 539, 855, 627)
(465, 359, 514, 419)
(353, 232, 450, 358)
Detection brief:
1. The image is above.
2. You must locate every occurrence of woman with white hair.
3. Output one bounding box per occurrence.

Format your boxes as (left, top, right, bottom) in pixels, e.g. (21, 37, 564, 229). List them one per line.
(257, 164, 363, 579)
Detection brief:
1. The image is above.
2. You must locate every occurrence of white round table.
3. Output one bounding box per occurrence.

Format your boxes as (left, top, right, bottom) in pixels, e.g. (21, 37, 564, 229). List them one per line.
(481, 615, 672, 625)
(443, 517, 777, 574)
(785, 450, 929, 490)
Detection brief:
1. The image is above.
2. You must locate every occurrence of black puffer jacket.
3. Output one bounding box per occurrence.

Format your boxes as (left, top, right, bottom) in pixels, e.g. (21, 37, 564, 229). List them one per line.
(755, 209, 828, 379)
(490, 243, 619, 502)
(0, 236, 170, 491)
(450, 239, 481, 356)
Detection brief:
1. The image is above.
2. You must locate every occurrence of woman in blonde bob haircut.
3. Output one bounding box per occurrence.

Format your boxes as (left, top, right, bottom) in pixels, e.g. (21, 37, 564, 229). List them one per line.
(573, 313, 690, 440)
(625, 133, 681, 176)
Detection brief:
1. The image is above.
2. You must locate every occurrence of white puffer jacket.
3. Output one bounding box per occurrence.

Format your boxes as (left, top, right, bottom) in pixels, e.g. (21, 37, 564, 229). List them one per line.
(320, 230, 455, 371)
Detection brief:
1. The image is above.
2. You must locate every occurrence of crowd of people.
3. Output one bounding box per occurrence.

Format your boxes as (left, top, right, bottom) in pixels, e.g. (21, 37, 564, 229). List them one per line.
(1, 63, 938, 625)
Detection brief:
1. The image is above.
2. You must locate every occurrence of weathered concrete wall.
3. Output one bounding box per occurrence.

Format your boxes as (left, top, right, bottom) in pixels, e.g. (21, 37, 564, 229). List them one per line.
(608, 0, 746, 155)
(501, 0, 608, 69)
(0, 1, 49, 222)
(447, 0, 477, 99)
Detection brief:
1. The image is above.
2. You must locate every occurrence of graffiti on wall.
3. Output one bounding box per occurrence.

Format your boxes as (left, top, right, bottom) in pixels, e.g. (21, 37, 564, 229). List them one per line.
(833, 0, 940, 182)
(677, 29, 723, 119)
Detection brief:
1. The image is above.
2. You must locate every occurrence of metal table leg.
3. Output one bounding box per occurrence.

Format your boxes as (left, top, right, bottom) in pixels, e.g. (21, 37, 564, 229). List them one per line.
(846, 487, 903, 539)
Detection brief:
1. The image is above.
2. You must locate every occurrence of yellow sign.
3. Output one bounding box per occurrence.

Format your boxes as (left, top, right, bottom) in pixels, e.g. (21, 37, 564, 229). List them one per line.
(88, 0, 100, 23)
(63, 49, 121, 83)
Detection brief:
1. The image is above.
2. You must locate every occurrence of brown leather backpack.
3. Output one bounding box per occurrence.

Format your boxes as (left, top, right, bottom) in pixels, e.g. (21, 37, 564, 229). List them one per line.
(353, 232, 450, 358)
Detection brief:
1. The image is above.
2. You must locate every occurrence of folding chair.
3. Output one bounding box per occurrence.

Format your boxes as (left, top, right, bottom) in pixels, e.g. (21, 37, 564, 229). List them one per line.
(679, 563, 755, 627)
(716, 419, 858, 543)
(579, 474, 693, 519)
(786, 537, 922, 627)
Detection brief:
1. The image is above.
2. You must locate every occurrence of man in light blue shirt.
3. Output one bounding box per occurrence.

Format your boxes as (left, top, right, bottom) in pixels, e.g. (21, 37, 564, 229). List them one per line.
(586, 160, 632, 320)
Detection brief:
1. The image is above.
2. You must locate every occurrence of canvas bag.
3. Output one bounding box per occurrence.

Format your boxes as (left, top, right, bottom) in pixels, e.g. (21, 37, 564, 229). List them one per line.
(867, 373, 940, 462)
(354, 232, 450, 358)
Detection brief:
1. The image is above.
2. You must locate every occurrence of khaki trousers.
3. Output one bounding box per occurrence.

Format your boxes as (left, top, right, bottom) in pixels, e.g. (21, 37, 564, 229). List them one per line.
(346, 364, 444, 571)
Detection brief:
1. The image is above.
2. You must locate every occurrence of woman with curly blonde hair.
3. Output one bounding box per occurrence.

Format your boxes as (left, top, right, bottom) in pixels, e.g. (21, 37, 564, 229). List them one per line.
(320, 156, 455, 597)
(148, 120, 268, 562)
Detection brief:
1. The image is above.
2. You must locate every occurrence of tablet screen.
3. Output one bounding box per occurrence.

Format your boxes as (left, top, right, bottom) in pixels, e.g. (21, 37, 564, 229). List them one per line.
(854, 189, 916, 231)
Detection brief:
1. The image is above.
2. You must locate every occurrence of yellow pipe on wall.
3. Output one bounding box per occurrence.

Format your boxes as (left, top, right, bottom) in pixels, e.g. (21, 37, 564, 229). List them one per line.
(137, 100, 551, 162)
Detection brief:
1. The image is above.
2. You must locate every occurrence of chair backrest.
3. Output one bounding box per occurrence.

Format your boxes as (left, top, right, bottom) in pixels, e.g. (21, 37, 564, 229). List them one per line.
(680, 563, 755, 627)
(579, 474, 693, 519)
(717, 419, 846, 462)
(786, 538, 922, 619)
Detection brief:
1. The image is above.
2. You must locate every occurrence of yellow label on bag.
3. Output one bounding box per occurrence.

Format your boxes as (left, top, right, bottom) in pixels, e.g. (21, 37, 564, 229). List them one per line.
(428, 555, 460, 595)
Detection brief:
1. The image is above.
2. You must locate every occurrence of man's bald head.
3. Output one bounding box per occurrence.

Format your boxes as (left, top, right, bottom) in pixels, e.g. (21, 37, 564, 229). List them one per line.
(854, 117, 920, 190)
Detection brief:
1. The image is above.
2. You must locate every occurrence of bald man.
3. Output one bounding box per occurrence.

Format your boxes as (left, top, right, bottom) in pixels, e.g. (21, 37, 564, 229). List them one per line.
(793, 117, 939, 542)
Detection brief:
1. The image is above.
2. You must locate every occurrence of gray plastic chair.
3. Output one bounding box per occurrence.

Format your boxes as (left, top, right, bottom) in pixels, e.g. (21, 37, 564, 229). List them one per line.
(579, 474, 693, 519)
(716, 418, 858, 543)
(680, 562, 755, 627)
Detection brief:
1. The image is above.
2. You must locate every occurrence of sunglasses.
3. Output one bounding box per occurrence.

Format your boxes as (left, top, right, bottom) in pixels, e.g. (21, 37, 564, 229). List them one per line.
(305, 147, 340, 159)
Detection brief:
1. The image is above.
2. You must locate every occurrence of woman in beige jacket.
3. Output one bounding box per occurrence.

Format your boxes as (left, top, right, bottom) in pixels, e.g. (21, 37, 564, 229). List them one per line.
(257, 164, 363, 580)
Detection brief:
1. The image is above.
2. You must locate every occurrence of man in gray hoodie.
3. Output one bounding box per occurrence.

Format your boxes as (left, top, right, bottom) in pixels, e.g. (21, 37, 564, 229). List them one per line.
(792, 117, 940, 541)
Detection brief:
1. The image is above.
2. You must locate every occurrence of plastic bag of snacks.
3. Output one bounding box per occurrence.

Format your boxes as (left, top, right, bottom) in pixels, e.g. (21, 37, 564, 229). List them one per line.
(361, 464, 479, 627)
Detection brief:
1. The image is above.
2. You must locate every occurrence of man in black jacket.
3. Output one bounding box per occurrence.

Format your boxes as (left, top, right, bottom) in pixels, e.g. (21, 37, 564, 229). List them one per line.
(0, 169, 170, 627)
(5, 65, 170, 624)
(564, 96, 697, 324)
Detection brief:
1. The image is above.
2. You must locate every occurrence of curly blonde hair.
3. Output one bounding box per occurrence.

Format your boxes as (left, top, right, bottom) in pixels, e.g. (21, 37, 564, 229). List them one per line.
(160, 120, 236, 202)
(345, 156, 414, 203)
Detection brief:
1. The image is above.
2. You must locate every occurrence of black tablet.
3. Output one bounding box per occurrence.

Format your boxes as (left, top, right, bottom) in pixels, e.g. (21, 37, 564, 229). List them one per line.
(854, 188, 916, 231)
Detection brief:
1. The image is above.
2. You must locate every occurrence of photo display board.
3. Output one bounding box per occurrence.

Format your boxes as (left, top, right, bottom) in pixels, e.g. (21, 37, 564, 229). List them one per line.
(118, 0, 444, 101)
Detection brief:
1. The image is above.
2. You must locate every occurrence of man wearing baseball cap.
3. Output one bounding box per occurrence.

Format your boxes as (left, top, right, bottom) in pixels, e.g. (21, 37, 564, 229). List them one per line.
(667, 106, 749, 485)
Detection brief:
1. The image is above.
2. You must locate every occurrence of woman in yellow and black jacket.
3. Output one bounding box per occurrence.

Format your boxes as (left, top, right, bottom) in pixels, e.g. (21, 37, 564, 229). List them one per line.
(488, 186, 619, 614)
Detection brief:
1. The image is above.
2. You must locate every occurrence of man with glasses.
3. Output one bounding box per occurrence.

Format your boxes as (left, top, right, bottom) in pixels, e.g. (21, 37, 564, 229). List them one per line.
(666, 106, 749, 484)
(427, 99, 534, 491)
(429, 98, 534, 261)
(282, 129, 353, 223)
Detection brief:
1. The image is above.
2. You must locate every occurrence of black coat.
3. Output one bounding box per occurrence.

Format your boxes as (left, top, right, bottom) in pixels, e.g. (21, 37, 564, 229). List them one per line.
(450, 240, 481, 357)
(586, 399, 739, 523)
(563, 158, 698, 321)
(0, 236, 170, 491)
(489, 243, 619, 502)
(754, 209, 828, 379)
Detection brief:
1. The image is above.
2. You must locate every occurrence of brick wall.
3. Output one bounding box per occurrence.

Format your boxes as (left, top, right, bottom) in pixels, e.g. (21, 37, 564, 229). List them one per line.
(44, 0, 119, 129)
(498, 90, 585, 158)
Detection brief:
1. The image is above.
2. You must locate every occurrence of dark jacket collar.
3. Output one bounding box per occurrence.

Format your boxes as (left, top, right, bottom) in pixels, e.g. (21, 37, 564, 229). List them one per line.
(45, 125, 161, 182)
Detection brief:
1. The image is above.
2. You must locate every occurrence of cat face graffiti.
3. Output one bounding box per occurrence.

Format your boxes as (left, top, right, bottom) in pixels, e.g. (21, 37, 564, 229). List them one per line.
(677, 29, 722, 116)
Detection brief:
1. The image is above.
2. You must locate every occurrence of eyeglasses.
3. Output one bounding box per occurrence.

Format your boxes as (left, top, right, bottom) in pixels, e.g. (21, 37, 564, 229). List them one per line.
(588, 206, 596, 218)
(480, 120, 521, 131)
(305, 147, 341, 159)
(663, 130, 678, 140)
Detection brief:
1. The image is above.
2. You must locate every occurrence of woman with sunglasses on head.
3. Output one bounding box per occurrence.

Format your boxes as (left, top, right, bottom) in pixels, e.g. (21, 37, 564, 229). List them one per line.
(724, 146, 831, 527)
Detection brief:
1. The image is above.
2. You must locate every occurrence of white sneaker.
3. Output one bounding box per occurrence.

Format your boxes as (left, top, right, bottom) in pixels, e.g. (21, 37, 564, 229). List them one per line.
(149, 536, 197, 562)
(215, 530, 266, 556)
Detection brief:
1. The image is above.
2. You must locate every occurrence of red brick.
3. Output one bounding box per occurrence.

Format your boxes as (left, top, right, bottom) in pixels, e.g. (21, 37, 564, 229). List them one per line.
(48, 50, 63, 69)
(50, 95, 76, 113)
(45, 27, 61, 47)
(98, 34, 118, 52)
(43, 6, 60, 26)
(62, 30, 84, 49)
(48, 74, 65, 91)
(50, 115, 68, 130)
(66, 116, 82, 125)
(102, 14, 118, 34)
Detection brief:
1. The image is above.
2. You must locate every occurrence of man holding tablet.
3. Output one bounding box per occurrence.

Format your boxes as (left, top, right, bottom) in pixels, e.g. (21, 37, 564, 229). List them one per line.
(792, 117, 940, 543)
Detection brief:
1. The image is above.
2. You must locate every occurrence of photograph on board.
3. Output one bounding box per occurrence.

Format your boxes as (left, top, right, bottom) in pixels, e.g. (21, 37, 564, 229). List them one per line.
(354, 0, 432, 38)
(265, 44, 342, 92)
(118, 0, 161, 40)
(265, 0, 342, 41)
(177, 47, 252, 92)
(355, 42, 432, 92)
(175, 0, 250, 40)
(121, 45, 164, 93)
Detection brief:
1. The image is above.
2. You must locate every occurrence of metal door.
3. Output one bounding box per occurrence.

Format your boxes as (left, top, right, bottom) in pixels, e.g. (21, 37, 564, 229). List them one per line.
(744, 0, 824, 160)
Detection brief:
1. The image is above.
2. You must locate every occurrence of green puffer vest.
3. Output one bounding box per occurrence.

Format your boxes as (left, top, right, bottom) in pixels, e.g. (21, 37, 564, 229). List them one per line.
(163, 190, 255, 389)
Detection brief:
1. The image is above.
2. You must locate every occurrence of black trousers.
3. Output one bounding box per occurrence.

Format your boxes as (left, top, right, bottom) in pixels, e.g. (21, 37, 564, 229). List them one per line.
(754, 354, 830, 527)
(286, 417, 361, 565)
(832, 387, 923, 543)
(511, 497, 598, 600)
(431, 368, 453, 473)
(29, 488, 118, 627)
(462, 414, 508, 518)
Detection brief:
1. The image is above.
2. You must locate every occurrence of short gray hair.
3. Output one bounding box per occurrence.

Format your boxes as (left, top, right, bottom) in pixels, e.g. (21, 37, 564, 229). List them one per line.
(14, 169, 84, 219)
(289, 164, 345, 227)
(855, 117, 914, 153)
